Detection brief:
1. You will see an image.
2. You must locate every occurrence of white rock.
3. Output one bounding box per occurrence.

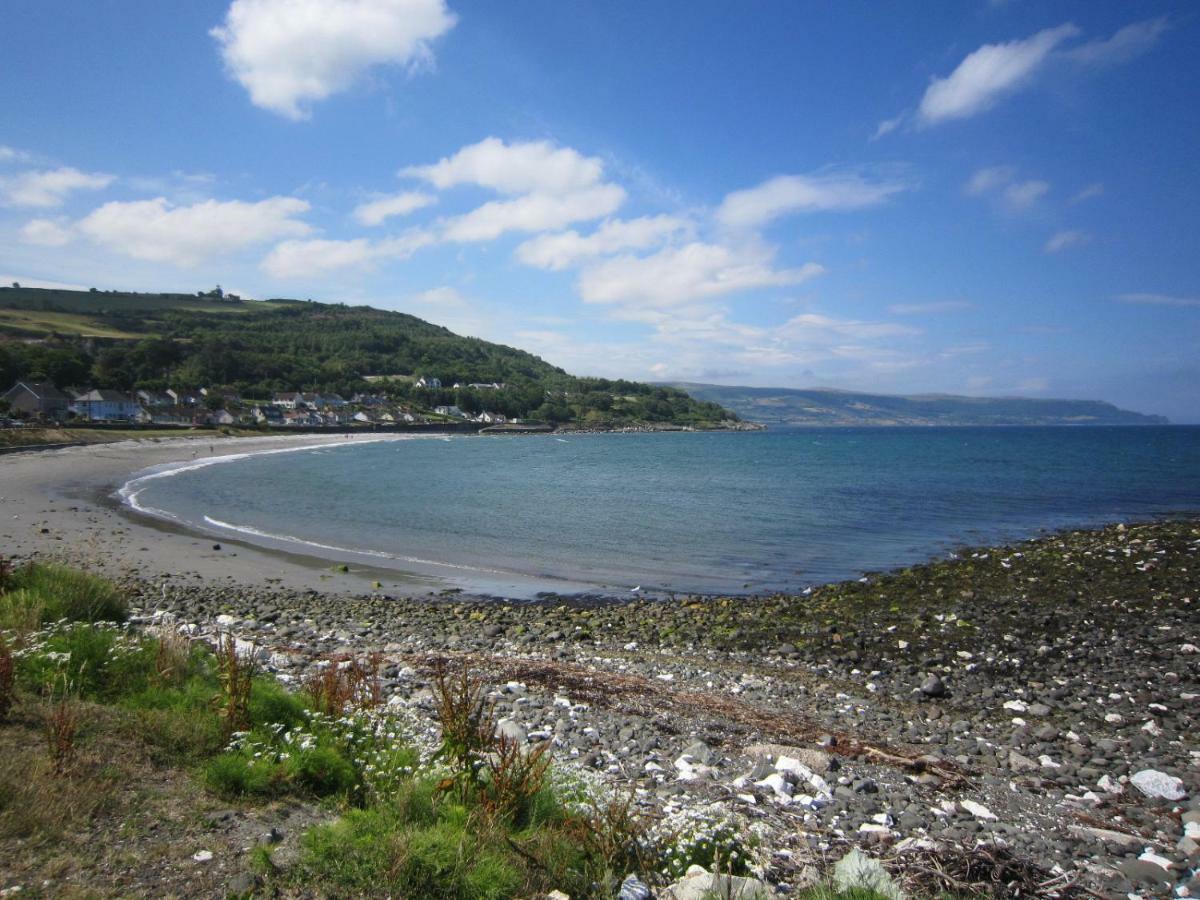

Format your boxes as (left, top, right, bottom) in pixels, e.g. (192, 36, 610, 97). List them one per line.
(1097, 774, 1123, 794)
(192, 850, 213, 863)
(1137, 849, 1173, 870)
(214, 614, 237, 627)
(754, 772, 793, 801)
(1130, 769, 1186, 800)
(832, 848, 905, 900)
(1184, 821, 1200, 839)
(1003, 700, 1028, 712)
(960, 800, 997, 821)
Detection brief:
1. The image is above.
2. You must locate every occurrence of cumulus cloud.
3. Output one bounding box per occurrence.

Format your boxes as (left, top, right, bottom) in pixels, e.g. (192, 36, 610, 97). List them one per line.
(403, 137, 604, 195)
(1044, 230, 1089, 253)
(918, 24, 1080, 124)
(441, 185, 624, 242)
(0, 167, 114, 207)
(964, 166, 1015, 196)
(1117, 292, 1200, 308)
(1002, 179, 1049, 210)
(405, 138, 627, 242)
(353, 190, 436, 226)
(515, 215, 691, 270)
(79, 196, 311, 266)
(0, 146, 33, 164)
(211, 0, 457, 120)
(577, 241, 823, 308)
(261, 230, 432, 277)
(19, 218, 73, 247)
(716, 171, 909, 230)
(1065, 17, 1168, 66)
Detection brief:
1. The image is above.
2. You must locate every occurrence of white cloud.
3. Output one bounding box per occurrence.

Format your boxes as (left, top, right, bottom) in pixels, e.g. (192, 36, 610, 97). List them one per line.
(578, 241, 823, 308)
(211, 0, 457, 120)
(0, 274, 91, 291)
(716, 171, 909, 230)
(403, 137, 604, 196)
(965, 166, 1048, 210)
(403, 137, 628, 242)
(1117, 292, 1200, 308)
(0, 146, 33, 164)
(888, 300, 971, 315)
(410, 286, 467, 308)
(353, 190, 436, 226)
(1002, 179, 1048, 210)
(1066, 17, 1168, 66)
(1044, 230, 1088, 253)
(1, 167, 114, 208)
(780, 313, 919, 342)
(918, 24, 1080, 125)
(871, 115, 906, 140)
(964, 166, 1015, 196)
(515, 215, 691, 270)
(79, 196, 311, 266)
(1071, 182, 1104, 204)
(441, 185, 625, 242)
(20, 218, 73, 247)
(261, 230, 432, 277)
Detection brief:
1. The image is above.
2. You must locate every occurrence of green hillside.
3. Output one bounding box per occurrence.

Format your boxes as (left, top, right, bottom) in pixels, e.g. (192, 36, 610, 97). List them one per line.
(0, 286, 737, 428)
(664, 382, 1168, 426)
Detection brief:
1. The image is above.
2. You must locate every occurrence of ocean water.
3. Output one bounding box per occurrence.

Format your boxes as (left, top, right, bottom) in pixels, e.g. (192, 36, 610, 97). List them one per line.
(121, 427, 1200, 597)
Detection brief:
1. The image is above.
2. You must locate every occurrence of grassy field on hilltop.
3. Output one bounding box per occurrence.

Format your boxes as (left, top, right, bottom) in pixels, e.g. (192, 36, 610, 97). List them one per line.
(0, 286, 737, 429)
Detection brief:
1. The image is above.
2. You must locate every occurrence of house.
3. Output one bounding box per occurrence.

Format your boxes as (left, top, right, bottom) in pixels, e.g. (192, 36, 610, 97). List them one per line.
(434, 405, 465, 418)
(352, 411, 377, 424)
(70, 389, 143, 422)
(271, 392, 304, 409)
(136, 389, 172, 407)
(468, 382, 505, 390)
(476, 411, 506, 424)
(253, 405, 283, 425)
(212, 409, 237, 426)
(415, 376, 442, 389)
(149, 406, 194, 426)
(2, 381, 70, 420)
(166, 388, 202, 407)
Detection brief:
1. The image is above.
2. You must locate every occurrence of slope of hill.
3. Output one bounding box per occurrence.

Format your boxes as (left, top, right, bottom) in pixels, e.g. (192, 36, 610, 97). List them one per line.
(664, 382, 1169, 426)
(0, 286, 737, 428)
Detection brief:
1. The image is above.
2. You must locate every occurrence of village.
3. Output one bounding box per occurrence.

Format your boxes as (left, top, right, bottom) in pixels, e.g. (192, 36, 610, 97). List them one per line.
(0, 376, 511, 430)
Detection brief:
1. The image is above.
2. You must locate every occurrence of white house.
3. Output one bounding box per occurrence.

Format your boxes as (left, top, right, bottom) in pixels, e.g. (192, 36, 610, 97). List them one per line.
(434, 405, 465, 418)
(415, 376, 442, 389)
(70, 389, 143, 422)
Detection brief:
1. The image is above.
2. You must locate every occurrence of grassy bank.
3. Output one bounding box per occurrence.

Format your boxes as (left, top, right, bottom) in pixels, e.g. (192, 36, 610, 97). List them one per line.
(4, 559, 905, 898)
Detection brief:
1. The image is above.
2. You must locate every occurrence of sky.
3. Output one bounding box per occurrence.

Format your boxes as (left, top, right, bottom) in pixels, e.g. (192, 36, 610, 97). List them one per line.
(1, 1, 1198, 421)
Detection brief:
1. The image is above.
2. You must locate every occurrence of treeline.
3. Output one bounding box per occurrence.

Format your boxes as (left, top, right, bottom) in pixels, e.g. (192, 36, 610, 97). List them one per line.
(0, 292, 736, 426)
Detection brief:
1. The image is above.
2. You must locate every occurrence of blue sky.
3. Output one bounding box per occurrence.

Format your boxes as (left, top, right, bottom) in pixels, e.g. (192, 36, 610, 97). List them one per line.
(1, 1, 1197, 420)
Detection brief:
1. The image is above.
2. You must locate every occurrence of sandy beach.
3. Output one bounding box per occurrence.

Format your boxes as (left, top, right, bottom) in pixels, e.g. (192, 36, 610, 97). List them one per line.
(0, 433, 431, 595)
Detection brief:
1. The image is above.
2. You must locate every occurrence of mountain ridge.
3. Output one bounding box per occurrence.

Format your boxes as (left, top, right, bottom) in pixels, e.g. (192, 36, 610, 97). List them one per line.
(661, 381, 1170, 427)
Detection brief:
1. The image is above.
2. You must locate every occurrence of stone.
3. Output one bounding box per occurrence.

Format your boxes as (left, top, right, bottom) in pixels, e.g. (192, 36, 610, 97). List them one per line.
(662, 866, 773, 900)
(617, 873, 652, 900)
(1130, 768, 1186, 800)
(192, 850, 214, 863)
(832, 848, 904, 900)
(959, 800, 997, 821)
(682, 740, 716, 766)
(1007, 751, 1038, 773)
(495, 719, 527, 743)
(920, 674, 947, 698)
(743, 743, 833, 774)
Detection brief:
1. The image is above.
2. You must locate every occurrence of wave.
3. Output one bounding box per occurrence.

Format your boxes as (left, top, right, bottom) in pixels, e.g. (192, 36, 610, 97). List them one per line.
(199, 515, 514, 576)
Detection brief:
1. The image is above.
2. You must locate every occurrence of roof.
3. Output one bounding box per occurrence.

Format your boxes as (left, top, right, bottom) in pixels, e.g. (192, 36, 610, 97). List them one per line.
(3, 380, 69, 402)
(74, 389, 135, 403)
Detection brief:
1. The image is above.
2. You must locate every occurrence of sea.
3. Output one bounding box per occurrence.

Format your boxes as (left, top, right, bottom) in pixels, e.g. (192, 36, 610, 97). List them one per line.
(119, 426, 1200, 598)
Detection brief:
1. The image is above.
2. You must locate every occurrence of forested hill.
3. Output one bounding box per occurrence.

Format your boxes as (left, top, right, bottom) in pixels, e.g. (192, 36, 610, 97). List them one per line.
(663, 382, 1169, 426)
(0, 286, 737, 427)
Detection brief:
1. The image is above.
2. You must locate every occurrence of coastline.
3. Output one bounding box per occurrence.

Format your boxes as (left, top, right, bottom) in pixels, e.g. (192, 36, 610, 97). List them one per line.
(2, 434, 1198, 895)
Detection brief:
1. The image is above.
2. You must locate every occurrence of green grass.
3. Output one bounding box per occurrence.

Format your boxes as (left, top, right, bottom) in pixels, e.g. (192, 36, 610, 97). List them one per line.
(0, 307, 148, 338)
(3, 562, 127, 627)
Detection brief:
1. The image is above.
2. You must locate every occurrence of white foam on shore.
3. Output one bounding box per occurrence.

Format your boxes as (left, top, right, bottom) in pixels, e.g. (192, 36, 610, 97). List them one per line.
(199, 514, 511, 575)
(115, 433, 523, 579)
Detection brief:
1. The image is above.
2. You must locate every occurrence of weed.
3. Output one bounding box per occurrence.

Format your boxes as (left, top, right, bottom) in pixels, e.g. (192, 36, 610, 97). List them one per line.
(0, 637, 13, 722)
(430, 662, 496, 802)
(482, 735, 551, 827)
(213, 633, 254, 737)
(43, 675, 81, 774)
(0, 587, 45, 634)
(303, 653, 383, 717)
(151, 629, 192, 685)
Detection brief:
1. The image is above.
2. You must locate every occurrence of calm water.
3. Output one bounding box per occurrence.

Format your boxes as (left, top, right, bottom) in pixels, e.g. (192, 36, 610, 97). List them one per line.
(121, 427, 1200, 597)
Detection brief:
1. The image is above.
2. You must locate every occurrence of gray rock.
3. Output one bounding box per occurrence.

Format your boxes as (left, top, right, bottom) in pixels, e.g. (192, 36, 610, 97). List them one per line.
(495, 719, 527, 743)
(618, 873, 653, 900)
(920, 674, 946, 698)
(833, 848, 904, 899)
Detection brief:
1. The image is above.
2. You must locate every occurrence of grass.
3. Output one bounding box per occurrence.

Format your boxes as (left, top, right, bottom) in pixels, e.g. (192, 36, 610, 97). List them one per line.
(0, 307, 148, 339)
(2, 561, 127, 627)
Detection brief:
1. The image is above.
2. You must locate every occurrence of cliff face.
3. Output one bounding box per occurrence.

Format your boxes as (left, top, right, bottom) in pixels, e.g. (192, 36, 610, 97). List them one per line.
(663, 382, 1170, 426)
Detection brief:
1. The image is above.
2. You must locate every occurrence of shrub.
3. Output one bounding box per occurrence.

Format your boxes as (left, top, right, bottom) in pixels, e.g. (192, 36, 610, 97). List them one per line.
(214, 634, 254, 737)
(0, 587, 45, 634)
(6, 563, 126, 623)
(303, 653, 383, 717)
(431, 663, 496, 802)
(43, 675, 81, 774)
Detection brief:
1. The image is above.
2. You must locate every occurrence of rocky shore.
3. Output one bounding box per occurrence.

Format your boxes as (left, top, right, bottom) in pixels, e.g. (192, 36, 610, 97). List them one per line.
(59, 518, 1193, 897)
